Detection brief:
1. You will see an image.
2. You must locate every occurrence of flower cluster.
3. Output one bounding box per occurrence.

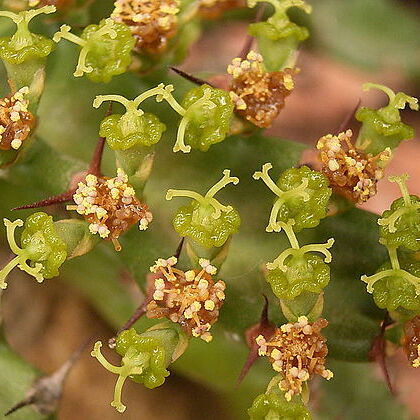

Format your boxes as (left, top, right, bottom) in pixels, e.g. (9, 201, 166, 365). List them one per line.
(67, 169, 152, 251)
(256, 316, 333, 401)
(228, 51, 296, 128)
(94, 83, 233, 153)
(146, 256, 226, 342)
(111, 0, 179, 54)
(0, 86, 34, 151)
(317, 129, 392, 203)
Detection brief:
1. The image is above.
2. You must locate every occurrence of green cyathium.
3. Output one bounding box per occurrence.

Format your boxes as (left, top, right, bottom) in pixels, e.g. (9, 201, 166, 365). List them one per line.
(0, 6, 56, 64)
(247, 0, 312, 70)
(253, 164, 331, 233)
(356, 83, 419, 155)
(53, 18, 135, 82)
(265, 220, 334, 299)
(378, 174, 420, 251)
(93, 84, 171, 150)
(0, 213, 67, 289)
(166, 169, 240, 248)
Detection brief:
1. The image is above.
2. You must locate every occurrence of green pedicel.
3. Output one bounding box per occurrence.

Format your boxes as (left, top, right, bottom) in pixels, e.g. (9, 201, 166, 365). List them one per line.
(247, 0, 311, 71)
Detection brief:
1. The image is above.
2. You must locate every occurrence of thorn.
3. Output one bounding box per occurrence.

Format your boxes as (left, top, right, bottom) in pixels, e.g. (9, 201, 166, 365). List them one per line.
(336, 99, 362, 135)
(239, 4, 266, 59)
(13, 103, 113, 211)
(5, 337, 91, 416)
(174, 237, 185, 261)
(12, 189, 76, 210)
(369, 311, 396, 396)
(169, 67, 215, 88)
(236, 295, 275, 386)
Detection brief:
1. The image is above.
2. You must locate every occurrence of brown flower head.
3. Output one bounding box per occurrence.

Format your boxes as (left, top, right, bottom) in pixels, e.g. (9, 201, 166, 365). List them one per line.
(317, 129, 392, 204)
(256, 316, 333, 401)
(198, 0, 245, 19)
(404, 315, 420, 368)
(67, 169, 152, 251)
(227, 50, 296, 128)
(111, 0, 180, 54)
(0, 86, 35, 151)
(146, 256, 226, 342)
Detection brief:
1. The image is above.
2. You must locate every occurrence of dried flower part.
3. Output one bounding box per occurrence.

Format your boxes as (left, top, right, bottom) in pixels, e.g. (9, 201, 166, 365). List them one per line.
(146, 257, 226, 342)
(227, 51, 296, 128)
(317, 129, 392, 204)
(404, 316, 420, 368)
(111, 0, 180, 54)
(67, 169, 152, 250)
(0, 86, 34, 151)
(198, 0, 245, 19)
(256, 316, 333, 401)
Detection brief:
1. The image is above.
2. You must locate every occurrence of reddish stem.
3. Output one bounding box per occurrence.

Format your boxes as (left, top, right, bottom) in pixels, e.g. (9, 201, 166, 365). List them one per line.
(336, 99, 362, 135)
(237, 295, 275, 386)
(369, 311, 395, 396)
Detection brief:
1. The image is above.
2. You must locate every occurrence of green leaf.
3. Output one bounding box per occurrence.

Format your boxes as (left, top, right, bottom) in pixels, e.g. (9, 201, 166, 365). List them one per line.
(311, 0, 420, 77)
(0, 338, 47, 420)
(317, 360, 411, 420)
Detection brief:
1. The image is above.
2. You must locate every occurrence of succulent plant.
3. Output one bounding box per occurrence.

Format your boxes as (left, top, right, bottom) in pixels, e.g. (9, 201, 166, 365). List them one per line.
(0, 1, 419, 419)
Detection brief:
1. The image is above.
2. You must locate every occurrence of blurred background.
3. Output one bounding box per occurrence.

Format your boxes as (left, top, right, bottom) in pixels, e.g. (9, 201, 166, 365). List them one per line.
(2, 0, 420, 418)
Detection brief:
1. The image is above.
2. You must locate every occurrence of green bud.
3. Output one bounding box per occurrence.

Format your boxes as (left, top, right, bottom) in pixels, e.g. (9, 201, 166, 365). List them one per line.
(94, 85, 171, 150)
(362, 246, 420, 312)
(378, 175, 420, 251)
(166, 169, 241, 248)
(53, 18, 135, 83)
(0, 6, 55, 65)
(253, 164, 331, 233)
(179, 84, 234, 152)
(248, 389, 311, 419)
(356, 83, 419, 155)
(91, 323, 188, 413)
(247, 0, 312, 71)
(266, 246, 332, 300)
(0, 212, 67, 289)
